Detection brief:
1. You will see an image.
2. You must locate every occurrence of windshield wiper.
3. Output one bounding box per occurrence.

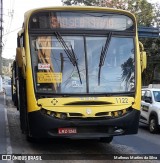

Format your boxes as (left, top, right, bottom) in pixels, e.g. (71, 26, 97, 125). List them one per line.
(55, 32, 82, 84)
(98, 32, 112, 85)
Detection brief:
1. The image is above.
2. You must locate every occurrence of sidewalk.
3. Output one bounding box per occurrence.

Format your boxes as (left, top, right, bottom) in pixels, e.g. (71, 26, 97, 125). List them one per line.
(0, 94, 7, 154)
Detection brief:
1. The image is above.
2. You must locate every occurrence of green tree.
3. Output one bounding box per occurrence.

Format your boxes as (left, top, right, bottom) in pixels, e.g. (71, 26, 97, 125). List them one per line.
(62, 0, 99, 6)
(62, 0, 154, 26)
(140, 3, 160, 85)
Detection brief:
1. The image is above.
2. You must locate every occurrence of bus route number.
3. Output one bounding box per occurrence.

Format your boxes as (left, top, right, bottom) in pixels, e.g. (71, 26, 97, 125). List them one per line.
(115, 98, 128, 104)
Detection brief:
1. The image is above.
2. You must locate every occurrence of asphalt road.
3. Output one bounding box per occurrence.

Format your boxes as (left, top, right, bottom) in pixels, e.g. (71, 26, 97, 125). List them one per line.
(1, 94, 160, 163)
(0, 94, 7, 154)
(114, 123, 160, 154)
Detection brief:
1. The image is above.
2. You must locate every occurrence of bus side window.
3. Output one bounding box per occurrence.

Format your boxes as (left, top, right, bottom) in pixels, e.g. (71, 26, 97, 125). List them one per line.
(31, 39, 39, 66)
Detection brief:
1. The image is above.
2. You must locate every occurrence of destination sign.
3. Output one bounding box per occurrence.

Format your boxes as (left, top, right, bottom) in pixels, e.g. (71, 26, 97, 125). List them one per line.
(29, 11, 134, 31)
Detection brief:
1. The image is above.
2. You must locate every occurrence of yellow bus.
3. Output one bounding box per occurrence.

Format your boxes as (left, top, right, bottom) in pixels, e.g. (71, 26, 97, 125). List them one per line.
(13, 6, 146, 142)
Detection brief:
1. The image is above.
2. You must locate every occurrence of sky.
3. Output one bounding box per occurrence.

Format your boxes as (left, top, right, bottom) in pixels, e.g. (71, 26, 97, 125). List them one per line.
(2, 0, 160, 59)
(2, 0, 62, 59)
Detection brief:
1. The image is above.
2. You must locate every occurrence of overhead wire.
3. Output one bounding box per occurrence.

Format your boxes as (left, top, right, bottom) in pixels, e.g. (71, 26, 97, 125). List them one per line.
(2, 0, 15, 54)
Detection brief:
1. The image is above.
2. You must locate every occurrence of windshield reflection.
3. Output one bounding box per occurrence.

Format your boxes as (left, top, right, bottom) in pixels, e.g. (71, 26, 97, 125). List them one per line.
(86, 37, 135, 93)
(30, 35, 135, 94)
(153, 91, 160, 102)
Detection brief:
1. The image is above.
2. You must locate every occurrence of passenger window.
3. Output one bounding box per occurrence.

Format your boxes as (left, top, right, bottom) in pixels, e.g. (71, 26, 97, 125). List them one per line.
(154, 91, 160, 102)
(141, 90, 145, 101)
(144, 90, 152, 103)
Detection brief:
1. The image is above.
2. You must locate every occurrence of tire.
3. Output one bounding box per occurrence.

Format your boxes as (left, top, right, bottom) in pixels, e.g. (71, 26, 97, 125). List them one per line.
(13, 94, 18, 107)
(149, 116, 158, 133)
(12, 92, 17, 106)
(26, 135, 37, 143)
(99, 136, 113, 143)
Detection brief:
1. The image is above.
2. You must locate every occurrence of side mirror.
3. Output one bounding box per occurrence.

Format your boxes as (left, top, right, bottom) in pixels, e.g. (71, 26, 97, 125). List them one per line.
(145, 97, 152, 104)
(141, 51, 147, 72)
(139, 42, 147, 72)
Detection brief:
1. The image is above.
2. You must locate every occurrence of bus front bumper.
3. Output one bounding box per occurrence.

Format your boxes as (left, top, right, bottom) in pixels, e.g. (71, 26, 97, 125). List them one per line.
(27, 109, 140, 139)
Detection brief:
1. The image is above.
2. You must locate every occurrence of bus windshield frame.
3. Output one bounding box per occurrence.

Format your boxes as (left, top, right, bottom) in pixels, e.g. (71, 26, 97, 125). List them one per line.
(29, 10, 136, 96)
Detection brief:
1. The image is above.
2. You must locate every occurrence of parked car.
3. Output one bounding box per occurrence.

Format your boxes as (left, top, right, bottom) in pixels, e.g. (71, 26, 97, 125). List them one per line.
(3, 79, 11, 96)
(140, 87, 160, 133)
(0, 75, 3, 93)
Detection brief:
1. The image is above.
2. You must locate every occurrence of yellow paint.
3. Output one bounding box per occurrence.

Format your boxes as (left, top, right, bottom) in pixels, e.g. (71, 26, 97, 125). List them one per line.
(37, 97, 134, 116)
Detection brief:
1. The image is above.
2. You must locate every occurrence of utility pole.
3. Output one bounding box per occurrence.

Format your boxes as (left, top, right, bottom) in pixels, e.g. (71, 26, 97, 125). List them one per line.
(0, 0, 3, 75)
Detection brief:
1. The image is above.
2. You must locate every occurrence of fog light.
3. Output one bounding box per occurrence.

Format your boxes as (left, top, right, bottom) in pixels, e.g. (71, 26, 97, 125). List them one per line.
(118, 110, 123, 116)
(114, 128, 124, 134)
(60, 113, 67, 119)
(50, 112, 56, 117)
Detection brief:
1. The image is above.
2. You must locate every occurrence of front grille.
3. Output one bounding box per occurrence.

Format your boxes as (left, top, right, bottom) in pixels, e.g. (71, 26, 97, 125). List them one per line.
(41, 107, 133, 120)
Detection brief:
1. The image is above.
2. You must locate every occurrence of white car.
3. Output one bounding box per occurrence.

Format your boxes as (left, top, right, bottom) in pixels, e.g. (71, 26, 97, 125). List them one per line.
(3, 79, 11, 96)
(0, 75, 3, 93)
(140, 88, 160, 133)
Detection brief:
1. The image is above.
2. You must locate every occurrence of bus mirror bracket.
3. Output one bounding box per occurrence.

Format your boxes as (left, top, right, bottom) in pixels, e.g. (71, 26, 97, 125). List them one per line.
(16, 48, 22, 67)
(16, 47, 26, 77)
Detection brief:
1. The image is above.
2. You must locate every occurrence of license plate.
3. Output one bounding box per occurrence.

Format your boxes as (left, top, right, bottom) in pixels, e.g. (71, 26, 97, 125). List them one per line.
(58, 128, 77, 134)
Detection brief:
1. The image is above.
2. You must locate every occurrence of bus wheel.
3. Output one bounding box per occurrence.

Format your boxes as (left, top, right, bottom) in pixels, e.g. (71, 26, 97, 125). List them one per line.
(99, 136, 113, 143)
(26, 135, 43, 143)
(149, 116, 158, 133)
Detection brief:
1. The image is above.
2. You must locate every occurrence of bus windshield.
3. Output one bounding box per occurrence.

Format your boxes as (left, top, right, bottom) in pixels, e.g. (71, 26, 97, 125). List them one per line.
(30, 34, 135, 94)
